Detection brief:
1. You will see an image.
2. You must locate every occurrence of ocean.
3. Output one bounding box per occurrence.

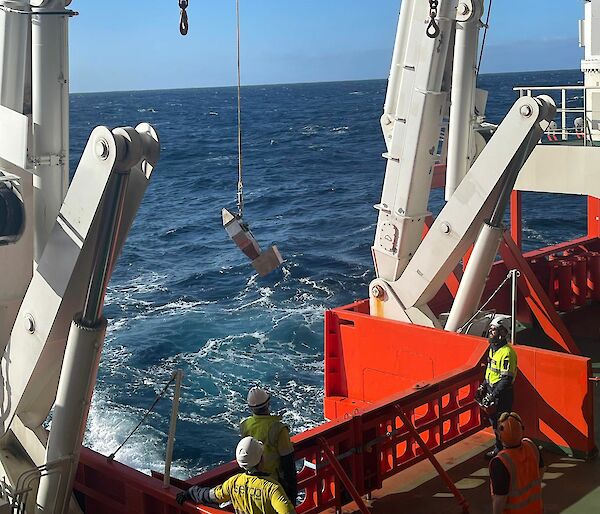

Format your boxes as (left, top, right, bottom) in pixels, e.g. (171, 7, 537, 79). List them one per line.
(69, 69, 588, 478)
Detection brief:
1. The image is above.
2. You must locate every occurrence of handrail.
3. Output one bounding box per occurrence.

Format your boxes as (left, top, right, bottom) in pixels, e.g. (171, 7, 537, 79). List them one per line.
(512, 85, 595, 144)
(168, 359, 485, 514)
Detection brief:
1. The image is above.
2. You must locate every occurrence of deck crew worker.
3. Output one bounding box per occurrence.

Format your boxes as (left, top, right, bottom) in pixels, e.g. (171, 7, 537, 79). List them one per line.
(479, 315, 518, 459)
(176, 436, 296, 514)
(240, 386, 298, 504)
(489, 412, 544, 514)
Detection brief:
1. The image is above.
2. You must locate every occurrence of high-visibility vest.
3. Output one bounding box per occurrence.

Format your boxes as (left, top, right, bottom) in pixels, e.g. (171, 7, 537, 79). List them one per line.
(213, 472, 295, 514)
(485, 344, 517, 385)
(493, 438, 543, 513)
(240, 415, 291, 481)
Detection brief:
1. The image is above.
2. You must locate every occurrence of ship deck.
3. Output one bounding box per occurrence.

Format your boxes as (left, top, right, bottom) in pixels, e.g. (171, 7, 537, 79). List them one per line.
(326, 302, 600, 514)
(328, 429, 600, 514)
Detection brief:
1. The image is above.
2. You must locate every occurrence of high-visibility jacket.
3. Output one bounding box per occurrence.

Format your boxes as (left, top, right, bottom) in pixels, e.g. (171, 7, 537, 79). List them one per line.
(485, 344, 517, 386)
(213, 472, 296, 514)
(240, 415, 294, 481)
(493, 438, 543, 513)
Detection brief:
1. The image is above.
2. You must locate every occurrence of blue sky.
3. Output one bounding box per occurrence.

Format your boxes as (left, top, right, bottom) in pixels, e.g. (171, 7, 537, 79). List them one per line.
(70, 0, 585, 93)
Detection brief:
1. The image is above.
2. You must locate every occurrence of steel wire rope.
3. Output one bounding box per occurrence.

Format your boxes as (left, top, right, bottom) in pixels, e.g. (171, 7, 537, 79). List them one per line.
(235, 0, 244, 217)
(107, 373, 177, 461)
(476, 0, 493, 78)
(457, 269, 514, 333)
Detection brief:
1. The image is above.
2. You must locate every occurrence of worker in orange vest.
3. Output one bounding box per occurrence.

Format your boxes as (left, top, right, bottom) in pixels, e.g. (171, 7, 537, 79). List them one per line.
(489, 412, 545, 514)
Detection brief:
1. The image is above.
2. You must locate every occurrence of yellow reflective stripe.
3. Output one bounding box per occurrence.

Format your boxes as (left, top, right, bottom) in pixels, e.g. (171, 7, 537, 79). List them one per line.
(505, 492, 543, 510)
(508, 478, 542, 498)
(498, 452, 517, 491)
(268, 420, 283, 447)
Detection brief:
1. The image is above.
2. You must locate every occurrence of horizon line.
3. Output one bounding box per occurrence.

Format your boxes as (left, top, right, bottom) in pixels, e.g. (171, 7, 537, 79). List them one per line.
(71, 68, 582, 96)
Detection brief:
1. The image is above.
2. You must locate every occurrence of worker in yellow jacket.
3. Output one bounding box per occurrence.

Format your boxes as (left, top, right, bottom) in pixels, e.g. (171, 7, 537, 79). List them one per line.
(176, 436, 296, 514)
(478, 315, 518, 459)
(241, 386, 298, 504)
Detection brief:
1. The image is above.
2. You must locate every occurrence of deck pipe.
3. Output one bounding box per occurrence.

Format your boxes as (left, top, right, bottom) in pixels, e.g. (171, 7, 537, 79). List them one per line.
(570, 255, 588, 306)
(31, 0, 69, 262)
(0, 0, 28, 110)
(588, 252, 600, 301)
(556, 261, 574, 312)
(445, 0, 483, 201)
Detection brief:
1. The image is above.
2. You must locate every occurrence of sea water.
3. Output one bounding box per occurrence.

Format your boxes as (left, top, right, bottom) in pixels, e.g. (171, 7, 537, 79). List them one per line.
(69, 69, 587, 477)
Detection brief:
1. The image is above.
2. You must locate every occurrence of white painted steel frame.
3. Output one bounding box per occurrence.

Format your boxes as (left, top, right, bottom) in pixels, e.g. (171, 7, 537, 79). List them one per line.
(370, 96, 556, 324)
(0, 0, 33, 362)
(372, 0, 457, 283)
(31, 0, 69, 262)
(445, 0, 483, 200)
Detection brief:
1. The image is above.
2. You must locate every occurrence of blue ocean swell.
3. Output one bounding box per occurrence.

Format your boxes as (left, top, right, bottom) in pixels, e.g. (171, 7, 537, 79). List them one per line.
(68, 71, 586, 476)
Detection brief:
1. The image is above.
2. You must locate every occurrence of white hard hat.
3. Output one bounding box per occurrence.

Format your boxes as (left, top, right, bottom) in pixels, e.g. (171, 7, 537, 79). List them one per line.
(236, 436, 264, 470)
(247, 386, 270, 409)
(489, 314, 511, 333)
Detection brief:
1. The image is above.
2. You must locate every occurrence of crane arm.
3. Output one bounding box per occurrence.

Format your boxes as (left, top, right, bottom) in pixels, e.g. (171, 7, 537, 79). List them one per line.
(373, 0, 458, 284)
(370, 95, 556, 325)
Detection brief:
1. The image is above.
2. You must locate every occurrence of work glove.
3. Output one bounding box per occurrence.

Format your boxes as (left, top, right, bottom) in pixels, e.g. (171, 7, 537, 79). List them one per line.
(176, 489, 191, 505)
(480, 392, 496, 409)
(475, 383, 486, 401)
(176, 486, 215, 506)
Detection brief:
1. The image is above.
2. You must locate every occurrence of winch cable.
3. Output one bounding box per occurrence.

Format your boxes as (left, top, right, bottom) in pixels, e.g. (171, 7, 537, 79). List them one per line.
(476, 0, 493, 78)
(457, 269, 513, 333)
(235, 0, 244, 217)
(107, 373, 177, 461)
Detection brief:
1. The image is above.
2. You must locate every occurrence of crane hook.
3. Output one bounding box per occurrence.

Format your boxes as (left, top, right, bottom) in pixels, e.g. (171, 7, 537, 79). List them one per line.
(426, 0, 440, 38)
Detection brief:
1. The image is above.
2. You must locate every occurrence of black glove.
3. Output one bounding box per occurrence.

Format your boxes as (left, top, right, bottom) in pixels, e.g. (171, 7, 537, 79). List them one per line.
(176, 490, 191, 505)
(177, 486, 215, 505)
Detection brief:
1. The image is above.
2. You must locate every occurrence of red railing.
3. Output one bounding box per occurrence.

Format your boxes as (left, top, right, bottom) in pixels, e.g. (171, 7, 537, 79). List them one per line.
(145, 357, 485, 514)
(293, 366, 483, 514)
(75, 357, 484, 514)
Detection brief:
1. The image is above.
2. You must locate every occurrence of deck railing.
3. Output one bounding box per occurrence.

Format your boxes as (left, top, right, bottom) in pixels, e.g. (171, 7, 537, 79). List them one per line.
(74, 356, 485, 514)
(513, 85, 597, 145)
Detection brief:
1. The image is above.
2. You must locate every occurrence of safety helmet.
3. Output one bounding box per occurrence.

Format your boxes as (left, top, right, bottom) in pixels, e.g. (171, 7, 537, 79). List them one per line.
(497, 412, 524, 448)
(489, 315, 511, 334)
(247, 386, 271, 410)
(236, 436, 264, 470)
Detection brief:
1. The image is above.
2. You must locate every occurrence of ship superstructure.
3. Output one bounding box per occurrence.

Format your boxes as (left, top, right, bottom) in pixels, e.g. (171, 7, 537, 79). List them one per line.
(0, 1, 597, 513)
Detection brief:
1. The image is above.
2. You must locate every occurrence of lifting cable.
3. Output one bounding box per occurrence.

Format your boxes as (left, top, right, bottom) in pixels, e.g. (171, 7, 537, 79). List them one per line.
(457, 269, 513, 333)
(107, 373, 177, 461)
(177, 0, 244, 218)
(235, 0, 244, 217)
(476, 0, 493, 78)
